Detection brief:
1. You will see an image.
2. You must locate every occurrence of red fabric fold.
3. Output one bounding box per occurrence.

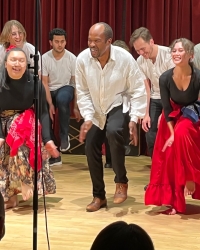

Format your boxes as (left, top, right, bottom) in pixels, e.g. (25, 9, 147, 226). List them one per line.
(145, 102, 200, 213)
(6, 109, 42, 171)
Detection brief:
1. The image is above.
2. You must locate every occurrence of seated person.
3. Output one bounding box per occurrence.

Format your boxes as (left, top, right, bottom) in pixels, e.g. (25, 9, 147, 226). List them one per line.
(41, 28, 80, 166)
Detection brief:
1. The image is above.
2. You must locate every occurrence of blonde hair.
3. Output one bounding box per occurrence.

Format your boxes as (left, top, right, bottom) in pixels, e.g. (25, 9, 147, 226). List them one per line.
(0, 20, 27, 48)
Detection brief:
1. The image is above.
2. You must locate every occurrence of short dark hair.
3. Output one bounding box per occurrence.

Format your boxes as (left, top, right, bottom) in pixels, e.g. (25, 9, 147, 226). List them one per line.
(129, 27, 153, 47)
(98, 22, 113, 41)
(49, 28, 67, 41)
(90, 221, 155, 250)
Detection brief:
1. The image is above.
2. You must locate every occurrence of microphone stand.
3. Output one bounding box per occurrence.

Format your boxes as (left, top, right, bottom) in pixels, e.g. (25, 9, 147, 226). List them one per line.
(29, 0, 40, 249)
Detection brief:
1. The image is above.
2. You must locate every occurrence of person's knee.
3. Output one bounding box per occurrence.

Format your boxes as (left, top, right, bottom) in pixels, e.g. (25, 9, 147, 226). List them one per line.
(56, 87, 74, 107)
(174, 119, 191, 138)
(106, 126, 122, 141)
(85, 136, 101, 155)
(56, 98, 71, 109)
(146, 131, 156, 146)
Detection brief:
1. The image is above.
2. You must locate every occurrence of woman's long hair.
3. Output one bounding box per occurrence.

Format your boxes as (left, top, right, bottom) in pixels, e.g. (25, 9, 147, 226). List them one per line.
(0, 20, 27, 49)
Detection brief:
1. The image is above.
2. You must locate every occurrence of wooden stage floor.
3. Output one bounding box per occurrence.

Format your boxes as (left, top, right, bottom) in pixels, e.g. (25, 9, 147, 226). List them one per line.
(1, 155, 200, 250)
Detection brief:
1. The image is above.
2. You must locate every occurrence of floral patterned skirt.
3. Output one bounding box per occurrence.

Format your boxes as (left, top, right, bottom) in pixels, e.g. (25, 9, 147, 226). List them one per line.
(0, 113, 56, 202)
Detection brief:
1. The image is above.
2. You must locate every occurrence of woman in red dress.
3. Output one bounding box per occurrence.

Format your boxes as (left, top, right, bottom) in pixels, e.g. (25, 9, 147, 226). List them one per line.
(145, 38, 200, 215)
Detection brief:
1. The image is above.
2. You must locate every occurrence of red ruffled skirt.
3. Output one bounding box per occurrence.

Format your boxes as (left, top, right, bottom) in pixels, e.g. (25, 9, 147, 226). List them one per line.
(145, 102, 200, 213)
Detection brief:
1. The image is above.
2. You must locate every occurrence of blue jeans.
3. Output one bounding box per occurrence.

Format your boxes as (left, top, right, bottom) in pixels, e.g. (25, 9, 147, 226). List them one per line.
(50, 85, 74, 143)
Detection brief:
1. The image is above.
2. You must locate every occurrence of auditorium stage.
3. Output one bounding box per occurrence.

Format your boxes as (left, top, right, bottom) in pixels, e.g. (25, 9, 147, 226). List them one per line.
(1, 155, 200, 250)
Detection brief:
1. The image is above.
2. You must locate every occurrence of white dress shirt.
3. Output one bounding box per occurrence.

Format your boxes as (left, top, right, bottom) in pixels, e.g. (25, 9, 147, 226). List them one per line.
(137, 45, 175, 99)
(75, 45, 147, 129)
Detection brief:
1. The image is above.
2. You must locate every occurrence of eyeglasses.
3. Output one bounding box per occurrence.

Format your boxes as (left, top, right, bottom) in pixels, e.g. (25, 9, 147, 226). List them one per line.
(10, 31, 23, 38)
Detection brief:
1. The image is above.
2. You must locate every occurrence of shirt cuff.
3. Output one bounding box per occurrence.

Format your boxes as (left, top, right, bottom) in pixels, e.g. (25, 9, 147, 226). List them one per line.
(84, 114, 94, 122)
(130, 115, 138, 124)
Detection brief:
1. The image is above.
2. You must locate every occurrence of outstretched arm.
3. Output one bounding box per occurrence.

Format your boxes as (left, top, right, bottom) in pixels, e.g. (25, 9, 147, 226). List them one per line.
(75, 58, 94, 142)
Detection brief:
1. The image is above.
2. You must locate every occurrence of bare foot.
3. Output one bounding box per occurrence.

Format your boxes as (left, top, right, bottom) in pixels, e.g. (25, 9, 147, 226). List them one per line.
(21, 182, 33, 201)
(162, 207, 177, 215)
(184, 181, 195, 196)
(4, 195, 18, 210)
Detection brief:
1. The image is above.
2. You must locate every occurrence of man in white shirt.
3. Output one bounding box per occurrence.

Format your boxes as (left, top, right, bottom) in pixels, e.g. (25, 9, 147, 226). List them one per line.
(129, 27, 174, 160)
(41, 28, 80, 166)
(76, 22, 147, 212)
(193, 43, 200, 70)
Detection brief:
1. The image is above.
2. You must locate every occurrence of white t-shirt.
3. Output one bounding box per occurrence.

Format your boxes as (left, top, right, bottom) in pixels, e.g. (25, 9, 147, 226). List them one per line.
(41, 49, 76, 91)
(194, 43, 200, 70)
(137, 45, 175, 99)
(0, 42, 41, 69)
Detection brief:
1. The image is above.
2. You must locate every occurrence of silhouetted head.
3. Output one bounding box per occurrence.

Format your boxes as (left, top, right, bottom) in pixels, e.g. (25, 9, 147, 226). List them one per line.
(90, 221, 155, 250)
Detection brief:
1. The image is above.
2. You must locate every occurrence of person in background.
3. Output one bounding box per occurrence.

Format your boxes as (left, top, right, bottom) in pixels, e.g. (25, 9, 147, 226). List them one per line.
(145, 38, 200, 215)
(130, 27, 175, 191)
(90, 221, 155, 250)
(0, 47, 59, 210)
(130, 27, 174, 158)
(41, 28, 81, 166)
(76, 22, 146, 212)
(0, 20, 41, 69)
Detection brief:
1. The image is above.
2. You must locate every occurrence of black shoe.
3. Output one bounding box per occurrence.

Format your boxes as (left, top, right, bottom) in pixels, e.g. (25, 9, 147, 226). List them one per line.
(60, 136, 70, 152)
(49, 156, 62, 167)
(104, 163, 112, 168)
(144, 184, 148, 191)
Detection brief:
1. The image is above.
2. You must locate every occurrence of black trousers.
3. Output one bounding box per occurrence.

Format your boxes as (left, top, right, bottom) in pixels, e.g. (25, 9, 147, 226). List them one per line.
(146, 98, 162, 157)
(105, 111, 130, 164)
(85, 106, 128, 199)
